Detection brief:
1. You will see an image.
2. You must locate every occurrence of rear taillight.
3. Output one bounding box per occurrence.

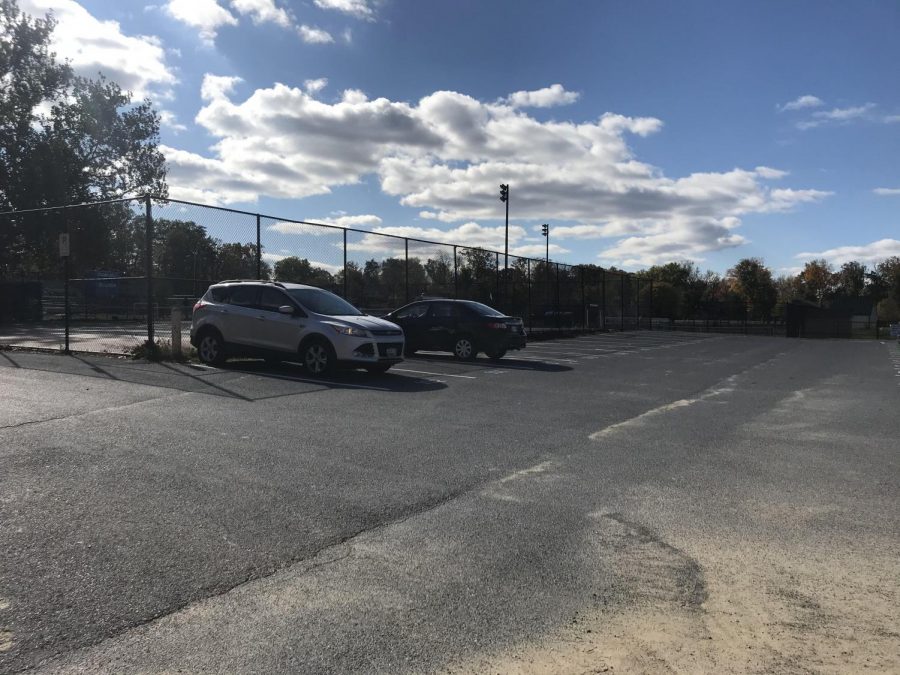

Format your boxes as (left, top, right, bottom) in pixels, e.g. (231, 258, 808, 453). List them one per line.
(485, 322, 506, 329)
(193, 301, 205, 313)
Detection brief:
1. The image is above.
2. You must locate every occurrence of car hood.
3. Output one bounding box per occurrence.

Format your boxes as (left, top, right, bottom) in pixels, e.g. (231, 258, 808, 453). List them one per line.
(330, 315, 403, 332)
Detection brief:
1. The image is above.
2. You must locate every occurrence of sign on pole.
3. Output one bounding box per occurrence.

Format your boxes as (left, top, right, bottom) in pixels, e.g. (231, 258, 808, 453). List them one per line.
(59, 233, 70, 257)
(890, 323, 900, 338)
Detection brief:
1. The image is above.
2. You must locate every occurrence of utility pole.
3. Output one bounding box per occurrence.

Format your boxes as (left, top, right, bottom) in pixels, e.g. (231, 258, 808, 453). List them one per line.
(499, 184, 509, 269)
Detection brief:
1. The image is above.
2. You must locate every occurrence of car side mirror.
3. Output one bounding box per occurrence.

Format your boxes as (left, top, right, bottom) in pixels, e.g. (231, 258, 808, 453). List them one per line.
(278, 305, 295, 315)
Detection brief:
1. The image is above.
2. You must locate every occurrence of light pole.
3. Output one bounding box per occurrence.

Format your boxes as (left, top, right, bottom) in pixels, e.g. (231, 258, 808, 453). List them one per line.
(541, 223, 550, 310)
(499, 184, 509, 269)
(541, 223, 549, 267)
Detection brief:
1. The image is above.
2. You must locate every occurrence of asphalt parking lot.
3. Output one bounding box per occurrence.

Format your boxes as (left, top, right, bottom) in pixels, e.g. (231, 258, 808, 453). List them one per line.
(1, 331, 898, 673)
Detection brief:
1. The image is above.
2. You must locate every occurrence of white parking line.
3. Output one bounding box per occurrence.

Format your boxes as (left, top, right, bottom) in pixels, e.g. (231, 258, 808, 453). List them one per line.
(391, 368, 477, 379)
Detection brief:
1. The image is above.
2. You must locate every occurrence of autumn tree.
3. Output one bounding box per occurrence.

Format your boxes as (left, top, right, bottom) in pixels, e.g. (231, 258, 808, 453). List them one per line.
(726, 258, 777, 319)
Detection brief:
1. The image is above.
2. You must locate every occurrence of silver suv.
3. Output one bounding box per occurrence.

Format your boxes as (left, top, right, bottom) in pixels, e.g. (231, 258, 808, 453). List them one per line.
(190, 280, 405, 375)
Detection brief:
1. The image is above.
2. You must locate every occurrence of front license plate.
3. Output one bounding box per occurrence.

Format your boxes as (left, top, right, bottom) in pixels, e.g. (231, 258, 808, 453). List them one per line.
(386, 348, 398, 357)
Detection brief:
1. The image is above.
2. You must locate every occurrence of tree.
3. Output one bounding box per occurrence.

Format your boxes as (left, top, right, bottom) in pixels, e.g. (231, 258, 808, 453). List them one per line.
(833, 261, 867, 298)
(273, 256, 334, 288)
(0, 0, 167, 278)
(869, 257, 900, 305)
(795, 259, 835, 304)
(216, 242, 267, 280)
(726, 258, 777, 319)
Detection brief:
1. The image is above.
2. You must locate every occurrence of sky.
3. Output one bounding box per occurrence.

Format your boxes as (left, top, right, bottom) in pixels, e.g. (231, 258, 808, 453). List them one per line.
(17, 0, 900, 274)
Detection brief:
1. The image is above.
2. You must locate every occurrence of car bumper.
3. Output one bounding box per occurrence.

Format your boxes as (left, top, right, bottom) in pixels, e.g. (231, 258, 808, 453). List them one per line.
(333, 336, 405, 364)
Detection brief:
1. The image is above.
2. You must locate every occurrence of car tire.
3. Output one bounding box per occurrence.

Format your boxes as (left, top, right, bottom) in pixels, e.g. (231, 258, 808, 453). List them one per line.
(453, 335, 476, 361)
(197, 329, 226, 366)
(365, 364, 392, 375)
(485, 348, 507, 360)
(300, 337, 335, 376)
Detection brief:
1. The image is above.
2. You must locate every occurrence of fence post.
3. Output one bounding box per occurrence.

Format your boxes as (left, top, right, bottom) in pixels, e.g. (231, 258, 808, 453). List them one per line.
(495, 251, 500, 305)
(649, 278, 654, 331)
(256, 214, 261, 280)
(145, 195, 154, 348)
(555, 263, 561, 330)
(404, 238, 409, 303)
(453, 245, 458, 299)
(620, 273, 625, 331)
(580, 266, 586, 330)
(636, 276, 641, 330)
(601, 268, 606, 330)
(63, 211, 70, 354)
(527, 258, 532, 332)
(343, 229, 348, 298)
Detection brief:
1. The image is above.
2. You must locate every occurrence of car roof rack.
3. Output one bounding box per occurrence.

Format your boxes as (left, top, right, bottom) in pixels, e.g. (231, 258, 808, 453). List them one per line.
(216, 279, 286, 288)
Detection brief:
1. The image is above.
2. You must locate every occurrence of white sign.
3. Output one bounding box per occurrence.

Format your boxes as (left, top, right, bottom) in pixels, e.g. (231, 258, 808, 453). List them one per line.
(59, 233, 70, 257)
(890, 323, 900, 338)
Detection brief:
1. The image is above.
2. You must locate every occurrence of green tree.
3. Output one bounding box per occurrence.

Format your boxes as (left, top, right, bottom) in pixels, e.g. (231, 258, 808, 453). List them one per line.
(0, 0, 167, 277)
(216, 242, 267, 280)
(726, 258, 777, 319)
(796, 259, 835, 304)
(273, 256, 334, 288)
(834, 261, 867, 298)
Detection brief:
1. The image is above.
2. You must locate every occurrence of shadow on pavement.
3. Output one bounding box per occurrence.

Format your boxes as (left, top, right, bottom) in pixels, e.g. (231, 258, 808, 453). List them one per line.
(406, 352, 572, 373)
(0, 351, 447, 400)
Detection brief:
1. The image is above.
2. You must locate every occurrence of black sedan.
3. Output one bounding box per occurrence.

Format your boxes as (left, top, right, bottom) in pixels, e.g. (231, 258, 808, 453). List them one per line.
(384, 299, 526, 360)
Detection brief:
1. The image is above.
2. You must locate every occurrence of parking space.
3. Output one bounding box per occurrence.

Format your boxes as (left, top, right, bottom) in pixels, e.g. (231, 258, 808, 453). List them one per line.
(389, 330, 724, 382)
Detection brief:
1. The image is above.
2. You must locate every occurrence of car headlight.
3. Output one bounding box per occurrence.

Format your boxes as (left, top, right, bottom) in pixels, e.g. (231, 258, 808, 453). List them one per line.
(330, 324, 368, 337)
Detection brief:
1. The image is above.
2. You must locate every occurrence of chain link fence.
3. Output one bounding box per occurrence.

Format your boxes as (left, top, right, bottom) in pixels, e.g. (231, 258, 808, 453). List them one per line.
(4, 196, 870, 357)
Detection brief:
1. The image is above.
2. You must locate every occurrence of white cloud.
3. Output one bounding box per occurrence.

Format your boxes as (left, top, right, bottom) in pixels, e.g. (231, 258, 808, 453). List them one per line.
(165, 0, 237, 44)
(304, 78, 328, 94)
(20, 0, 177, 99)
(754, 166, 788, 179)
(230, 0, 291, 27)
(200, 74, 242, 100)
(873, 187, 900, 196)
(797, 103, 876, 130)
(298, 24, 334, 44)
(313, 0, 374, 20)
(162, 82, 831, 265)
(778, 95, 824, 112)
(507, 84, 580, 109)
(885, 115, 900, 124)
(796, 239, 900, 266)
(159, 109, 187, 132)
(269, 214, 383, 234)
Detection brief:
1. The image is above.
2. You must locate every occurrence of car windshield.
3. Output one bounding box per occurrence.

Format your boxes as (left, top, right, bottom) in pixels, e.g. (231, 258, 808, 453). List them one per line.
(288, 288, 363, 316)
(462, 301, 505, 317)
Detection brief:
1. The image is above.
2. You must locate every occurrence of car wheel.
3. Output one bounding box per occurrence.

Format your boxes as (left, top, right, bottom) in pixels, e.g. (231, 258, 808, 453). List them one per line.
(301, 338, 335, 376)
(365, 364, 392, 375)
(453, 335, 476, 361)
(197, 330, 226, 365)
(485, 348, 507, 360)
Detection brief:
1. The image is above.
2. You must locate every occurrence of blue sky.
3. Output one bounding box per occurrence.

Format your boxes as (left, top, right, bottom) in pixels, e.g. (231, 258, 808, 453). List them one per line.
(21, 0, 900, 274)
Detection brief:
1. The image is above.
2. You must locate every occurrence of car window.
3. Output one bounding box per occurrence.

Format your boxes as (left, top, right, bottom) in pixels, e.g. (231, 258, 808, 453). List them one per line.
(287, 288, 362, 316)
(394, 303, 429, 319)
(429, 302, 456, 319)
(207, 287, 229, 303)
(461, 301, 504, 317)
(227, 285, 258, 307)
(259, 287, 291, 312)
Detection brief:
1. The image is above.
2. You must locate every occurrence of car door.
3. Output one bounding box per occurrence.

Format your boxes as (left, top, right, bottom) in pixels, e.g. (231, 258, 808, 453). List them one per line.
(424, 301, 458, 351)
(254, 286, 307, 353)
(390, 302, 430, 348)
(223, 284, 261, 347)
